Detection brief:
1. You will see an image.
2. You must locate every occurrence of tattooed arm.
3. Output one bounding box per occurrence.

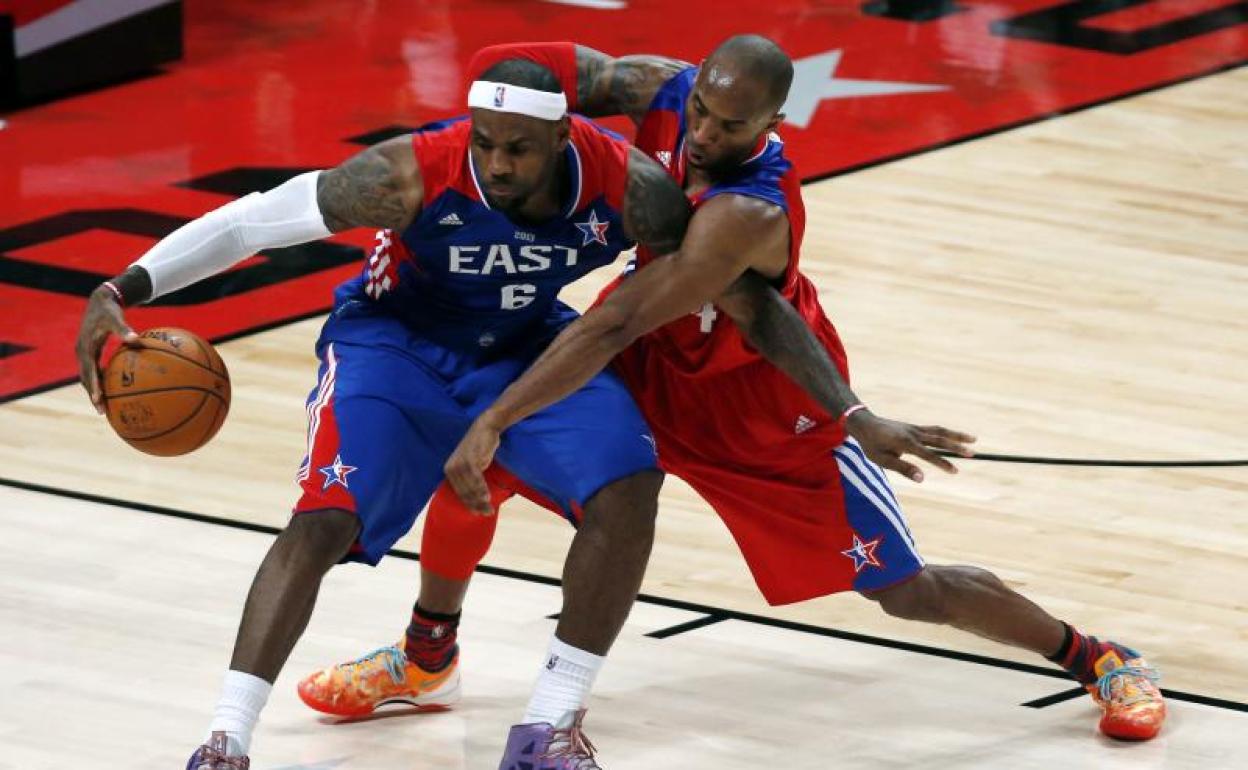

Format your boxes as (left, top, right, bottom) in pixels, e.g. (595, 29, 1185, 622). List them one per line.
(316, 136, 423, 232)
(575, 45, 691, 125)
(621, 147, 691, 255)
(75, 137, 422, 412)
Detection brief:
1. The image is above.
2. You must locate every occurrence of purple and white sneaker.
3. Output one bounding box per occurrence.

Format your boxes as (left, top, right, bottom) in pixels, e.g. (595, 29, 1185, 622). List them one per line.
(186, 732, 250, 770)
(498, 709, 602, 770)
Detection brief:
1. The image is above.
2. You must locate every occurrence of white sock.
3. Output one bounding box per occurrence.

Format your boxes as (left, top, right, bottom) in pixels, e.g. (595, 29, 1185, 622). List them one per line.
(522, 636, 605, 726)
(206, 670, 272, 756)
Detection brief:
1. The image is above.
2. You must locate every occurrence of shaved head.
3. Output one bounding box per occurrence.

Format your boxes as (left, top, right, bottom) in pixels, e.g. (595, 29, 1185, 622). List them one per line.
(683, 35, 792, 176)
(704, 34, 793, 112)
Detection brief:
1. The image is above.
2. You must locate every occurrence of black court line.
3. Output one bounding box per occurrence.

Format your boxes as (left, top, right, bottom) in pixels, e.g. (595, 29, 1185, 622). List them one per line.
(645, 612, 730, 639)
(3, 475, 1246, 715)
(936, 451, 1248, 468)
(1023, 687, 1089, 709)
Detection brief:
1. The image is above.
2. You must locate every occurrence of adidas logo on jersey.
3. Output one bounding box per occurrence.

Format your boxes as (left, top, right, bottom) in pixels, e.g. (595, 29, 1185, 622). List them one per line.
(656, 150, 673, 169)
(795, 415, 817, 434)
(438, 212, 464, 226)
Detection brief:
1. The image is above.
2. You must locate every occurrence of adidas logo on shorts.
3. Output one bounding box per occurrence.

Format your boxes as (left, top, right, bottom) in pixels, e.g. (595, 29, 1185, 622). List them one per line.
(438, 212, 464, 226)
(795, 415, 817, 434)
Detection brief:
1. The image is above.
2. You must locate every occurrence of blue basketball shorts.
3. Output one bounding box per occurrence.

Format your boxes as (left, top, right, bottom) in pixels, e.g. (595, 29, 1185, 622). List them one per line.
(292, 311, 659, 565)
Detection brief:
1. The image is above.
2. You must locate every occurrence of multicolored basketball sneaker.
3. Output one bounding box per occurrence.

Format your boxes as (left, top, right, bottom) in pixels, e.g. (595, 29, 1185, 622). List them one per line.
(186, 732, 249, 770)
(297, 642, 461, 717)
(1086, 645, 1166, 740)
(499, 709, 602, 770)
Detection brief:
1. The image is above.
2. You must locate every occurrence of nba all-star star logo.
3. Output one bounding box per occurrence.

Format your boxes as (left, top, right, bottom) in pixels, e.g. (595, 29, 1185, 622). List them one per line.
(575, 209, 610, 246)
(842, 534, 883, 572)
(319, 454, 358, 491)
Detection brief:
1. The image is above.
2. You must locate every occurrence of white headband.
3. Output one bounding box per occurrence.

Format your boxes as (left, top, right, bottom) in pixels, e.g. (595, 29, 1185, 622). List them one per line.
(467, 80, 568, 121)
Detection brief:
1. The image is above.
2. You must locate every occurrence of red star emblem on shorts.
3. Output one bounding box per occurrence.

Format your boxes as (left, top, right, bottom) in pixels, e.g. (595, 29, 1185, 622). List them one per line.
(842, 534, 883, 572)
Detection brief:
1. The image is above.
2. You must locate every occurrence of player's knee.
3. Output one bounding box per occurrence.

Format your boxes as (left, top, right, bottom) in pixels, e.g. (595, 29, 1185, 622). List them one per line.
(867, 567, 949, 623)
(871, 565, 1006, 623)
(280, 509, 360, 567)
(581, 470, 663, 538)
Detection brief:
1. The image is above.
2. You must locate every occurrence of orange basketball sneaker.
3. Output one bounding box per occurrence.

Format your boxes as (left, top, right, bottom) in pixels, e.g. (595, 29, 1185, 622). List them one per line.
(1086, 645, 1166, 740)
(297, 642, 461, 717)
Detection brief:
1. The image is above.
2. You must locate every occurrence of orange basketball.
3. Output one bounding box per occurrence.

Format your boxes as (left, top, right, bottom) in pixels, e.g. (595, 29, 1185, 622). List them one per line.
(102, 327, 231, 457)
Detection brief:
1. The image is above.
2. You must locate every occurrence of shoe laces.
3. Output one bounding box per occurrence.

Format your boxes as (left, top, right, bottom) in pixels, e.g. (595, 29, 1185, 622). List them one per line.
(194, 734, 250, 770)
(541, 713, 600, 769)
(1097, 662, 1161, 708)
(340, 644, 407, 687)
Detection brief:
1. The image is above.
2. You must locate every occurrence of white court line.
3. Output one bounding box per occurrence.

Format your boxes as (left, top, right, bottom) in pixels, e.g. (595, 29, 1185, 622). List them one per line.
(543, 0, 628, 9)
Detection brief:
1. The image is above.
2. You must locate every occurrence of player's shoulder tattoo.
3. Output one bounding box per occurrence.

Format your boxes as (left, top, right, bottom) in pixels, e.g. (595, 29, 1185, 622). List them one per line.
(575, 46, 690, 120)
(316, 137, 419, 233)
(622, 147, 690, 256)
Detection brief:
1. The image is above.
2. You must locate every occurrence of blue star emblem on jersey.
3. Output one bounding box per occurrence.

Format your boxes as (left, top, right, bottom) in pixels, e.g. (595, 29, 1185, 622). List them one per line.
(575, 209, 610, 246)
(842, 534, 883, 572)
(319, 454, 358, 491)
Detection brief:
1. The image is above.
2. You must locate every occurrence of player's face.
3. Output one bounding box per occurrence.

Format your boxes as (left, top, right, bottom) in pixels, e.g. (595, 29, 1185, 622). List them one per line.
(469, 110, 570, 216)
(684, 66, 783, 177)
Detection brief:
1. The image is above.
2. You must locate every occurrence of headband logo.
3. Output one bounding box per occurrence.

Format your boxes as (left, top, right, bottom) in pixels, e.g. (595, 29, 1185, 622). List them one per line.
(494, 86, 506, 107)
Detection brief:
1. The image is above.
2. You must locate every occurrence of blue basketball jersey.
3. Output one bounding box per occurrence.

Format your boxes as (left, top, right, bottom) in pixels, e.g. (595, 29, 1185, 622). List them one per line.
(326, 116, 636, 354)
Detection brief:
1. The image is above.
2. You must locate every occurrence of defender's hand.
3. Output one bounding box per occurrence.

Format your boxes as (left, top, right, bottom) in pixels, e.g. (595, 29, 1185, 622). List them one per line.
(75, 287, 141, 414)
(444, 417, 504, 515)
(846, 409, 976, 483)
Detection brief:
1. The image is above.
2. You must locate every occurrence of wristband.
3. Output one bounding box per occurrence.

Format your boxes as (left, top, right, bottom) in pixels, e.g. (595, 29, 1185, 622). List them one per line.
(839, 403, 868, 426)
(101, 280, 125, 306)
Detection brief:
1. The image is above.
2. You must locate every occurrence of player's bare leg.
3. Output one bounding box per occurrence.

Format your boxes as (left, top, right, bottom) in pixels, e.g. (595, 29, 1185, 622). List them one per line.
(553, 470, 661, 654)
(499, 470, 663, 770)
(231, 510, 360, 677)
(418, 568, 473, 614)
(864, 565, 1165, 739)
(865, 565, 1064, 655)
(190, 510, 359, 769)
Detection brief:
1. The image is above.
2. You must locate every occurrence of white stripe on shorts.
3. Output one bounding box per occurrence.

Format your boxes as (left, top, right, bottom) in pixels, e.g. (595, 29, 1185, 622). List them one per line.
(834, 448, 920, 558)
(836, 438, 914, 545)
(296, 344, 338, 483)
(842, 437, 900, 507)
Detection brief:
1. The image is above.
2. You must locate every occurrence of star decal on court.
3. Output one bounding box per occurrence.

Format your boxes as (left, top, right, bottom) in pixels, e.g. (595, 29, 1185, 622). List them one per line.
(319, 454, 358, 491)
(783, 49, 950, 129)
(842, 534, 883, 572)
(575, 209, 610, 246)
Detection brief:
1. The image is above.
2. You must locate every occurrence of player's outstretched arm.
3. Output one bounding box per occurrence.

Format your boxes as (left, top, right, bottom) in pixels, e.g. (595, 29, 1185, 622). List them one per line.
(716, 272, 976, 482)
(74, 136, 422, 413)
(575, 45, 691, 124)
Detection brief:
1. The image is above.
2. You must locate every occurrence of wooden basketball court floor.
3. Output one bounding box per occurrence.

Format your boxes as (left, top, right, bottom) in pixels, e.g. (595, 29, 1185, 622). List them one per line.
(1, 48, 1246, 770)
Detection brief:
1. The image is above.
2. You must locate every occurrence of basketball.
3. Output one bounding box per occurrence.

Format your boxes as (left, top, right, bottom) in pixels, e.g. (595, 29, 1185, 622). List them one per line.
(102, 327, 231, 456)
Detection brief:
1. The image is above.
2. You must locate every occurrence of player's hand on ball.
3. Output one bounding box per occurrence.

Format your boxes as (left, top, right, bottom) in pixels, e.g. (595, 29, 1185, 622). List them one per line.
(846, 409, 976, 483)
(76, 285, 141, 414)
(444, 416, 503, 515)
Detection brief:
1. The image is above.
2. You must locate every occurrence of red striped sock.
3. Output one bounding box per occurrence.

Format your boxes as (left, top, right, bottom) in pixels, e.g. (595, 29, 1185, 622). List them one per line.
(1047, 623, 1128, 685)
(404, 604, 459, 673)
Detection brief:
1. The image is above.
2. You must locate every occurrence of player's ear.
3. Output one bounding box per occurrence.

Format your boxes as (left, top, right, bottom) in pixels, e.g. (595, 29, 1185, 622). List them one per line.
(553, 116, 571, 151)
(765, 112, 784, 133)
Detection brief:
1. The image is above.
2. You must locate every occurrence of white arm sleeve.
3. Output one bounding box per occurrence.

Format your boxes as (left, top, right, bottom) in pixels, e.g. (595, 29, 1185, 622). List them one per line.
(133, 170, 333, 300)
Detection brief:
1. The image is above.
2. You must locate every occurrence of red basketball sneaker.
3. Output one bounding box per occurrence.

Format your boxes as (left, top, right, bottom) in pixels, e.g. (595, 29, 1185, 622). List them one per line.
(1086, 645, 1166, 740)
(297, 642, 461, 717)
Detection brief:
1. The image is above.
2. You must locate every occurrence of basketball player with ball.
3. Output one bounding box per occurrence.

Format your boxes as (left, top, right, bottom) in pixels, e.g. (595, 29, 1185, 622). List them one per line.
(73, 54, 964, 770)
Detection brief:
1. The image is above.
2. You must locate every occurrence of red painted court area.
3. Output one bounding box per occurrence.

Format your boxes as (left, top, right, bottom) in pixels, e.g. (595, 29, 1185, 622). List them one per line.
(2, 0, 1245, 400)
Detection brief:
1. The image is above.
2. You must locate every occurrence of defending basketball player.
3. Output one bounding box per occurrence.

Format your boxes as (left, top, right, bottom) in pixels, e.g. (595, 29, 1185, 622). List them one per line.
(74, 59, 703, 770)
(300, 37, 1166, 766)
